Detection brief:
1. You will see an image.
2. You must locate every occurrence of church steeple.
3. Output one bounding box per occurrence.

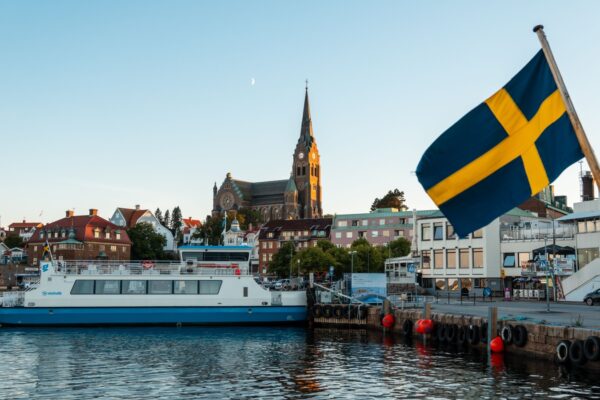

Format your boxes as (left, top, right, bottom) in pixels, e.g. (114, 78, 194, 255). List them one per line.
(299, 84, 314, 148)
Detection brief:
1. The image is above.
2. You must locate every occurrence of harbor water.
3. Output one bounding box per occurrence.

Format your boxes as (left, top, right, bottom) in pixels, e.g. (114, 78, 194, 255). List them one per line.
(0, 326, 599, 399)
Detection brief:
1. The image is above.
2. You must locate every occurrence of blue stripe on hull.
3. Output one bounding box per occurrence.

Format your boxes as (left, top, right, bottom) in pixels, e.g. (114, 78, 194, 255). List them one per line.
(0, 306, 307, 326)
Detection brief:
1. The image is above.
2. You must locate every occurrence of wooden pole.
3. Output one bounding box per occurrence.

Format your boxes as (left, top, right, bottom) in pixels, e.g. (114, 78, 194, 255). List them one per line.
(534, 25, 600, 194)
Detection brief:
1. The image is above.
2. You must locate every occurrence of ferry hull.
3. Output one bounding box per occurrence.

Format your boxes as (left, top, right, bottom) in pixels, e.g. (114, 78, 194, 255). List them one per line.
(0, 306, 307, 327)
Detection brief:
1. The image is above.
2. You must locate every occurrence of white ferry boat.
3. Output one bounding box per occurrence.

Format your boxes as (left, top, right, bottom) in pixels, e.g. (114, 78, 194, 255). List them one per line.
(0, 246, 306, 326)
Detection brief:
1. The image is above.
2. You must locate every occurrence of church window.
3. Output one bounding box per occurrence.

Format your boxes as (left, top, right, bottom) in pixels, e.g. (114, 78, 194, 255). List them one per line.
(302, 166, 306, 175)
(316, 166, 319, 176)
(297, 167, 301, 176)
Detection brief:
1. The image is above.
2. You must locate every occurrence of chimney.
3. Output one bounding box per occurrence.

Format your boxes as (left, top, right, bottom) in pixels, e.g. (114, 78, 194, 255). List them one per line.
(582, 171, 595, 201)
(89, 208, 98, 216)
(66, 210, 74, 218)
(135, 204, 140, 210)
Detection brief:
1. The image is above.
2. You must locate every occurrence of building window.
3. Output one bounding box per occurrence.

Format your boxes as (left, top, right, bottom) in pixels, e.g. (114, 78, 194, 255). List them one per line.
(473, 248, 483, 268)
(105, 232, 110, 239)
(262, 254, 267, 261)
(383, 230, 390, 237)
(517, 252, 530, 269)
(116, 233, 121, 240)
(110, 245, 117, 252)
(40, 232, 45, 239)
(267, 232, 274, 238)
(351, 220, 359, 227)
(421, 224, 432, 241)
(433, 223, 443, 240)
(435, 279, 446, 291)
(268, 242, 273, 249)
(122, 246, 126, 253)
(446, 223, 456, 240)
(379, 219, 385, 226)
(434, 250, 443, 269)
(459, 248, 470, 268)
(578, 248, 600, 269)
(358, 231, 365, 238)
(33, 246, 38, 251)
(578, 221, 586, 233)
(335, 232, 342, 239)
(346, 232, 353, 239)
(371, 231, 379, 238)
(586, 220, 596, 232)
(446, 249, 457, 269)
(472, 229, 483, 239)
(503, 253, 516, 268)
(337, 220, 348, 227)
(394, 230, 401, 237)
(421, 250, 431, 269)
(94, 230, 100, 239)
(261, 242, 267, 249)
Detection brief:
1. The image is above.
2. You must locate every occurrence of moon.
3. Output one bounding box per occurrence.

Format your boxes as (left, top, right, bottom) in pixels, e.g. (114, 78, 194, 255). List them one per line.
(251, 78, 255, 86)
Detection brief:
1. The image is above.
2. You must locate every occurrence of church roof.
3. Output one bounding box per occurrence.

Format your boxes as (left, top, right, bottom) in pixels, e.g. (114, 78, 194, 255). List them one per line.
(299, 88, 314, 148)
(230, 178, 289, 204)
(285, 176, 297, 192)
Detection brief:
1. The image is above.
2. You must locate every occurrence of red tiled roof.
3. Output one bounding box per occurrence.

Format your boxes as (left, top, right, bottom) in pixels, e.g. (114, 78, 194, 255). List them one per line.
(117, 208, 149, 228)
(9, 222, 42, 229)
(28, 215, 132, 245)
(182, 218, 202, 228)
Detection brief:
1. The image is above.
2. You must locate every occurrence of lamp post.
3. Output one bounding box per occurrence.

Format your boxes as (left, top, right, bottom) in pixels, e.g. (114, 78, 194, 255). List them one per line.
(544, 237, 550, 312)
(350, 251, 357, 296)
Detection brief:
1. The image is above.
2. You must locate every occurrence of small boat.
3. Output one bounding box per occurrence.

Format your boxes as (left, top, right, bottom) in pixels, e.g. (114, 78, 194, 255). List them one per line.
(0, 246, 306, 327)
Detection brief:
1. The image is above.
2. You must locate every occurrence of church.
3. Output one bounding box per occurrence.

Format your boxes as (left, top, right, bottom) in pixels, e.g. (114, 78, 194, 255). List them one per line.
(212, 88, 323, 221)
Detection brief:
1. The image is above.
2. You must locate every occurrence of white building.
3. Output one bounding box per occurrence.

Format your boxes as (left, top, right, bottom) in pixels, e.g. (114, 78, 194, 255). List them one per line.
(556, 199, 600, 301)
(416, 208, 576, 296)
(110, 206, 176, 252)
(181, 217, 202, 245)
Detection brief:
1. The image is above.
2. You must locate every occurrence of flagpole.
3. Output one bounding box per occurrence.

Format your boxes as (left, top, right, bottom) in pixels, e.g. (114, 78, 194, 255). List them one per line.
(534, 25, 600, 194)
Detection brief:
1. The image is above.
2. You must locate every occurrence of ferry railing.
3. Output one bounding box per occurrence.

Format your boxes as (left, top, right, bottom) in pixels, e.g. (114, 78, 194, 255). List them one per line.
(1, 292, 25, 308)
(55, 260, 250, 277)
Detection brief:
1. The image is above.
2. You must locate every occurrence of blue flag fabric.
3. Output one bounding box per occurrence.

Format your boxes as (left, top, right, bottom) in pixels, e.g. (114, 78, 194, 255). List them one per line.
(416, 50, 583, 237)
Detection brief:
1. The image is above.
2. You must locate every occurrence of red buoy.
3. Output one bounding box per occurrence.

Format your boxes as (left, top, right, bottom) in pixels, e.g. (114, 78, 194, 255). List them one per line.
(421, 319, 434, 334)
(381, 314, 395, 329)
(234, 268, 241, 276)
(490, 336, 504, 353)
(415, 319, 424, 334)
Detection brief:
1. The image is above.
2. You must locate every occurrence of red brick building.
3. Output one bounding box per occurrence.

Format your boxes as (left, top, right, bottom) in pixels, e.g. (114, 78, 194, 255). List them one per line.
(518, 185, 571, 219)
(258, 218, 332, 273)
(27, 209, 132, 266)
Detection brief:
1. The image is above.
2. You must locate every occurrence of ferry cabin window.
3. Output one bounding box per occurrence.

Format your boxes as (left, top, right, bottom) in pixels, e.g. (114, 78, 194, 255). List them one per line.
(174, 280, 198, 294)
(199, 280, 222, 295)
(148, 280, 173, 294)
(71, 280, 94, 294)
(95, 280, 120, 294)
(243, 287, 248, 297)
(122, 280, 146, 294)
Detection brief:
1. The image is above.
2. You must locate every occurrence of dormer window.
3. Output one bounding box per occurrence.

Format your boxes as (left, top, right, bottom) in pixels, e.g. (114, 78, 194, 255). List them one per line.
(94, 229, 100, 239)
(54, 231, 59, 238)
(116, 232, 121, 240)
(105, 232, 110, 239)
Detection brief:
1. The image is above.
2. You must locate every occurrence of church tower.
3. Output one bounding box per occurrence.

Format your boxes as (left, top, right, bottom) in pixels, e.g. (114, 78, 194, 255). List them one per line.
(292, 86, 322, 219)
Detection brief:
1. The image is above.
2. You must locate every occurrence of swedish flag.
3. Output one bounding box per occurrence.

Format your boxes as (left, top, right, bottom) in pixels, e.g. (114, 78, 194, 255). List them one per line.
(417, 50, 583, 237)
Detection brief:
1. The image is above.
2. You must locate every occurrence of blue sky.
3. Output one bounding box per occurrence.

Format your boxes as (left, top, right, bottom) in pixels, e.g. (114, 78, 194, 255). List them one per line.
(2, 1, 600, 225)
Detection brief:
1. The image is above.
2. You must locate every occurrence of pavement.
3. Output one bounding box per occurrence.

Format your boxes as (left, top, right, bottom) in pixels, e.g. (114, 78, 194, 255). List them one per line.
(428, 299, 600, 329)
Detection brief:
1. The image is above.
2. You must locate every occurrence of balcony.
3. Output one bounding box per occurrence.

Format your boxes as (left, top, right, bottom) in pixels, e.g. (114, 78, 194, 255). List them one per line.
(500, 225, 575, 242)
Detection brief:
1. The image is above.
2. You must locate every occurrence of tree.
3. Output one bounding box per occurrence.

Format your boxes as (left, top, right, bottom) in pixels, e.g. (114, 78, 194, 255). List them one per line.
(384, 237, 412, 258)
(236, 208, 264, 230)
(171, 206, 183, 234)
(292, 246, 336, 275)
(163, 209, 171, 230)
(268, 241, 297, 278)
(350, 238, 384, 272)
(155, 208, 164, 225)
(4, 235, 24, 249)
(370, 189, 408, 211)
(127, 222, 167, 260)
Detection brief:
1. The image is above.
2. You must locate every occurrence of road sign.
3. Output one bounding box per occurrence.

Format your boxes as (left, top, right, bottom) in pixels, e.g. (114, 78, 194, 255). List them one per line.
(483, 287, 492, 297)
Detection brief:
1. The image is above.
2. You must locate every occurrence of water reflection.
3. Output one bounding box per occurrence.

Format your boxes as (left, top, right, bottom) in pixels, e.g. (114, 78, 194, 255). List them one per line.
(0, 327, 599, 399)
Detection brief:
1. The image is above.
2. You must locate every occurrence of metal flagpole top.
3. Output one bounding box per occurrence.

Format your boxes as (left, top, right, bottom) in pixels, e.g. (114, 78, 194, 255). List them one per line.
(533, 24, 600, 193)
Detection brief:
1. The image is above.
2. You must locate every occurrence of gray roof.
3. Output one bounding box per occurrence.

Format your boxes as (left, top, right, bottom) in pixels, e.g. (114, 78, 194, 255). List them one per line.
(232, 179, 289, 204)
(556, 210, 600, 222)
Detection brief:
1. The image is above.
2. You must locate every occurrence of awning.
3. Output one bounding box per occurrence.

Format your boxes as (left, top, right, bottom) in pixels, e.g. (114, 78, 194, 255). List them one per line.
(556, 210, 600, 222)
(532, 244, 575, 256)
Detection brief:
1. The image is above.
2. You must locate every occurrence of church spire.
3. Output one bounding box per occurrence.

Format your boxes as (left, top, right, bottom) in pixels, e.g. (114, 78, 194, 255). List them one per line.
(299, 83, 314, 147)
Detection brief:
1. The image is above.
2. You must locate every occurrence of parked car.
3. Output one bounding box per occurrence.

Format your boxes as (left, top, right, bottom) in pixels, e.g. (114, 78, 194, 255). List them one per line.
(584, 289, 600, 306)
(274, 279, 291, 290)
